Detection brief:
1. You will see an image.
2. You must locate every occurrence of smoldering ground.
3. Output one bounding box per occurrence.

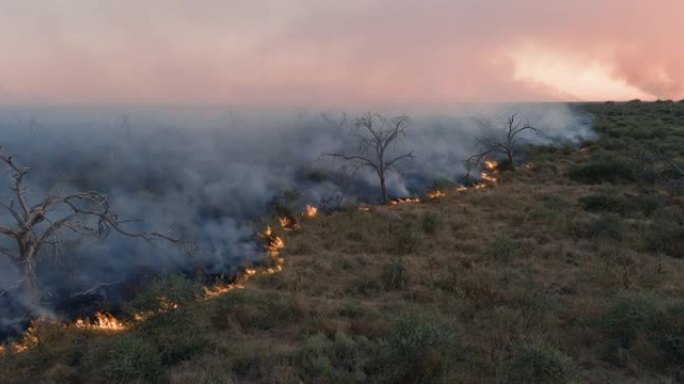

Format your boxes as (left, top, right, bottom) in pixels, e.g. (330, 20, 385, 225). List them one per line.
(0, 103, 592, 337)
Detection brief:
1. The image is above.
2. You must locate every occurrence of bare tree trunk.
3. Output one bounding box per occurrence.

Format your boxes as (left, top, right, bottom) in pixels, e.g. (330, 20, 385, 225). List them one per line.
(380, 172, 388, 204)
(507, 150, 515, 171)
(18, 263, 40, 313)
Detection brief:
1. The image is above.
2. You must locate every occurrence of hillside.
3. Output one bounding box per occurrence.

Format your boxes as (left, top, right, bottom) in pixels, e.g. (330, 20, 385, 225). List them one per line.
(2, 101, 684, 383)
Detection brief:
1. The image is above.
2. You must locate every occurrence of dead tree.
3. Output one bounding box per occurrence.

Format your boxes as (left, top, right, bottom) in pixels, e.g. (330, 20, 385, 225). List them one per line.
(0, 147, 176, 312)
(325, 113, 413, 204)
(469, 113, 539, 171)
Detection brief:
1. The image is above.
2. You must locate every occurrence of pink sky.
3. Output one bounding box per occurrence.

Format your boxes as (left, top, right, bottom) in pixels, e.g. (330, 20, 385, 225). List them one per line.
(0, 1, 682, 105)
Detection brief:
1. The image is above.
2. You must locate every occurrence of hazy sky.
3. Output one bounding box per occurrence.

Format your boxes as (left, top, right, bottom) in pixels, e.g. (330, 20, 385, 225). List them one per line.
(0, 1, 681, 105)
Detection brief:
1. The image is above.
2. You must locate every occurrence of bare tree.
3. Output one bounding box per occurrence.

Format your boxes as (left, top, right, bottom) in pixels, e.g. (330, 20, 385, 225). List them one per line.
(469, 113, 540, 171)
(325, 113, 413, 204)
(0, 147, 177, 312)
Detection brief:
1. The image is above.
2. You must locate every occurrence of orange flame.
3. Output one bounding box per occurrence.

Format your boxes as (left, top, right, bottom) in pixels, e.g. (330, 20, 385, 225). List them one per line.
(278, 216, 296, 230)
(304, 204, 318, 218)
(0, 325, 38, 354)
(74, 312, 128, 332)
(426, 190, 446, 199)
(390, 197, 421, 206)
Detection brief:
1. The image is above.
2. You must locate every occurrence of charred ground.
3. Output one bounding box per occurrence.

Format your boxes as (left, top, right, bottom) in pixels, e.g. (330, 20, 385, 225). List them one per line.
(2, 101, 684, 383)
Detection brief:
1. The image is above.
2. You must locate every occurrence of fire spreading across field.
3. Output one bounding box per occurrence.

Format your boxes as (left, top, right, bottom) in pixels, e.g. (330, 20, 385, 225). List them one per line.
(388, 159, 499, 206)
(0, 161, 500, 355)
(0, 202, 301, 355)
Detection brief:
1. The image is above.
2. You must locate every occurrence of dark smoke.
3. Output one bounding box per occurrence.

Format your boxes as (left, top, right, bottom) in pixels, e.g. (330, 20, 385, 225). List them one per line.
(0, 103, 592, 337)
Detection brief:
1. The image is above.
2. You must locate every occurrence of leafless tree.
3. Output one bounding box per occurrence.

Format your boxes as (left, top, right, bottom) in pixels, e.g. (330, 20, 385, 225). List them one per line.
(469, 113, 540, 171)
(325, 113, 413, 204)
(0, 147, 177, 312)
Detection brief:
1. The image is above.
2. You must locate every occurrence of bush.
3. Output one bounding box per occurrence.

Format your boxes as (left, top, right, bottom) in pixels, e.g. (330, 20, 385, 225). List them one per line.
(210, 290, 302, 331)
(294, 331, 372, 383)
(421, 212, 442, 235)
(568, 158, 636, 184)
(502, 341, 576, 384)
(390, 220, 421, 254)
(579, 193, 629, 215)
(127, 275, 204, 314)
(646, 208, 684, 257)
(602, 292, 660, 351)
(95, 335, 162, 384)
(383, 315, 458, 383)
(488, 236, 518, 261)
(267, 189, 301, 220)
(587, 213, 625, 241)
(381, 258, 408, 291)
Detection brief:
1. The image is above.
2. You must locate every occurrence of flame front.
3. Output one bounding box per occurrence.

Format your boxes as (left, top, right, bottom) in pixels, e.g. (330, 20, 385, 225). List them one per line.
(74, 312, 128, 332)
(390, 197, 421, 206)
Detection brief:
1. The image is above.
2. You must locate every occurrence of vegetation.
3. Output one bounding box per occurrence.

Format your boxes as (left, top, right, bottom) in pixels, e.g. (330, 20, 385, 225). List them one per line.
(3, 101, 684, 383)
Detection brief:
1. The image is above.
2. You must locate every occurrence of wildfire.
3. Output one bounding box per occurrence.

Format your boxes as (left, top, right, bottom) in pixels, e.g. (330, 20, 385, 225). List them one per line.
(304, 204, 318, 218)
(74, 312, 128, 332)
(390, 197, 421, 206)
(480, 172, 498, 183)
(204, 282, 244, 298)
(278, 216, 296, 230)
(0, 325, 38, 355)
(484, 160, 498, 170)
(426, 190, 446, 199)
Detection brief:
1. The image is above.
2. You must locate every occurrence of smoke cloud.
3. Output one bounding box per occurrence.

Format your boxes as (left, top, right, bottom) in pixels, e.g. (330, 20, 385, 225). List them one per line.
(0, 103, 591, 337)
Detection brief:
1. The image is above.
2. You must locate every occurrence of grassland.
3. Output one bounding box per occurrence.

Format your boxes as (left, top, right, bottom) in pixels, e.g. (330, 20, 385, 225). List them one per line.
(2, 101, 684, 383)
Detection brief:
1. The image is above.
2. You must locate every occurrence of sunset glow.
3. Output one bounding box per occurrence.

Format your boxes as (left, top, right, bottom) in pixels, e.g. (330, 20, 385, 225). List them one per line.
(0, 1, 681, 104)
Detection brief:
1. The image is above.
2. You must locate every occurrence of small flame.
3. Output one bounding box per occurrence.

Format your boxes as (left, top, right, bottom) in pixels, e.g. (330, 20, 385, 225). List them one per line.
(304, 204, 318, 218)
(484, 160, 498, 170)
(390, 197, 421, 206)
(204, 282, 244, 298)
(278, 216, 296, 230)
(74, 312, 127, 332)
(426, 190, 446, 199)
(480, 172, 498, 183)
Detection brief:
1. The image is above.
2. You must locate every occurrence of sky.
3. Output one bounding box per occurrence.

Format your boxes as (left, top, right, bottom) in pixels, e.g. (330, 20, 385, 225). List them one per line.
(0, 0, 682, 105)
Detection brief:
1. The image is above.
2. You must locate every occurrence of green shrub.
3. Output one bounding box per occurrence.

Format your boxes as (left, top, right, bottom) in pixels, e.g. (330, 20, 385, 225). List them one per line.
(295, 331, 372, 383)
(127, 275, 204, 314)
(95, 335, 162, 384)
(602, 292, 660, 351)
(210, 290, 303, 331)
(139, 312, 212, 366)
(502, 341, 576, 384)
(421, 212, 442, 235)
(646, 208, 684, 257)
(390, 220, 421, 254)
(267, 189, 301, 220)
(579, 193, 629, 214)
(568, 158, 636, 184)
(587, 213, 625, 241)
(383, 315, 458, 383)
(429, 178, 455, 193)
(381, 258, 408, 291)
(488, 236, 518, 261)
